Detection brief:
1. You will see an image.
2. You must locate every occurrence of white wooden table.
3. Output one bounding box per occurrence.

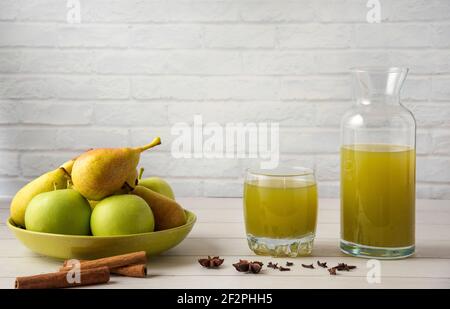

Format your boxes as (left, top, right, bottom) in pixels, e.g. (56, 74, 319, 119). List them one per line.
(1, 197, 449, 289)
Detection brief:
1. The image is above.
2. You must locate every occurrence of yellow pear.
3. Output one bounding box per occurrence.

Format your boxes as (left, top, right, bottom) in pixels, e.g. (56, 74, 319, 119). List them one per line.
(10, 159, 75, 227)
(131, 185, 186, 231)
(114, 169, 139, 195)
(71, 137, 161, 201)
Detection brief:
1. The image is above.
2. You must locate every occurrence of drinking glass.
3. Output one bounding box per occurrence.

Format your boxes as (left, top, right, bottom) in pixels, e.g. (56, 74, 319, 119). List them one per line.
(243, 167, 318, 257)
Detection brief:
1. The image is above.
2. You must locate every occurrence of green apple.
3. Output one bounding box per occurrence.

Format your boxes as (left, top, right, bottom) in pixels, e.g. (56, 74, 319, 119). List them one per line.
(24, 189, 91, 235)
(90, 195, 154, 236)
(139, 177, 175, 200)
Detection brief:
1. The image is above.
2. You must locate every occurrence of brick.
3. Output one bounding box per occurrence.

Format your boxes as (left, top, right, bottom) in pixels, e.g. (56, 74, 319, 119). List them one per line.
(58, 25, 129, 48)
(317, 181, 339, 198)
(168, 178, 204, 197)
(315, 102, 352, 127)
(204, 25, 275, 48)
(432, 77, 450, 101)
(0, 51, 21, 73)
(166, 51, 242, 75)
(137, 153, 171, 176)
(131, 25, 203, 49)
(94, 102, 168, 126)
(430, 185, 450, 199)
(434, 51, 450, 74)
(415, 184, 431, 199)
(242, 51, 315, 75)
(167, 101, 315, 126)
(416, 129, 432, 154)
(132, 77, 205, 100)
(82, 0, 168, 22)
(417, 156, 450, 182)
(204, 78, 279, 100)
(387, 50, 450, 75)
(432, 24, 450, 48)
(315, 155, 339, 181)
(404, 102, 450, 127)
(0, 100, 19, 124)
(0, 24, 58, 47)
(416, 130, 432, 155)
(278, 24, 352, 49)
(0, 152, 20, 176)
(167, 0, 239, 22)
(0, 0, 20, 20)
(402, 77, 431, 101)
(16, 0, 67, 22)
(239, 0, 314, 22)
(0, 178, 29, 197)
(18, 50, 93, 74)
(139, 152, 242, 178)
(314, 51, 389, 74)
(431, 130, 450, 155)
(0, 128, 58, 150)
(54, 77, 130, 100)
(384, 0, 450, 21)
(0, 77, 128, 100)
(281, 77, 350, 100)
(56, 128, 129, 150)
(0, 77, 58, 99)
(280, 129, 340, 154)
(20, 101, 93, 125)
(20, 152, 79, 177)
(313, 0, 367, 22)
(355, 24, 431, 48)
(93, 51, 167, 74)
(204, 179, 242, 197)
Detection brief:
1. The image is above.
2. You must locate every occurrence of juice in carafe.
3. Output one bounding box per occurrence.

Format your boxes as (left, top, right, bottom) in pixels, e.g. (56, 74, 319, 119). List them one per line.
(341, 144, 415, 248)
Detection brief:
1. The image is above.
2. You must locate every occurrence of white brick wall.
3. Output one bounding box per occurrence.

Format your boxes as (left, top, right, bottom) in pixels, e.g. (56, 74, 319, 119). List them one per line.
(0, 0, 449, 199)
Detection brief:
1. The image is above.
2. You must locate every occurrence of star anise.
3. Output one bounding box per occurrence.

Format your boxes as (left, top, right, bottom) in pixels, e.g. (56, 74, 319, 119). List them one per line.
(198, 256, 224, 268)
(301, 263, 315, 269)
(267, 262, 278, 269)
(317, 260, 327, 268)
(233, 260, 263, 274)
(328, 268, 337, 275)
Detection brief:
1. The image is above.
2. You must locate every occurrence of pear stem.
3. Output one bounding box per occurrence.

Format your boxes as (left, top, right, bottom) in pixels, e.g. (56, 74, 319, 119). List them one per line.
(137, 137, 161, 152)
(138, 167, 145, 181)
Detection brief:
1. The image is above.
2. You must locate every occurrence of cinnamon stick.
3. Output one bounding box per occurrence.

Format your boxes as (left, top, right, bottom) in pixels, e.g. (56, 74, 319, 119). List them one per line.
(15, 267, 110, 289)
(60, 251, 147, 272)
(113, 264, 147, 278)
(62, 260, 147, 278)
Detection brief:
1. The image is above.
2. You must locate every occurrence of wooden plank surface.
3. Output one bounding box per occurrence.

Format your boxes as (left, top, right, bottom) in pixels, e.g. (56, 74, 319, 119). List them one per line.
(0, 198, 449, 289)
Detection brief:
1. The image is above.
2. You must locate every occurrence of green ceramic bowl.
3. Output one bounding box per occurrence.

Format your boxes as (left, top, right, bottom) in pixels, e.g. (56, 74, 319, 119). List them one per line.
(7, 210, 196, 259)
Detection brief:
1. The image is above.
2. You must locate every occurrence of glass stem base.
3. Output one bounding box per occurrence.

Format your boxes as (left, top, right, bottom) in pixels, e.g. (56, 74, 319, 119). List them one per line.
(247, 234, 314, 257)
(340, 239, 415, 259)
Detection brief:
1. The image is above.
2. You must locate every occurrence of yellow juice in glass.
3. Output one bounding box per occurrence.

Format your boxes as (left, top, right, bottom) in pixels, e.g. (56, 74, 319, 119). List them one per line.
(244, 181, 317, 239)
(341, 144, 415, 249)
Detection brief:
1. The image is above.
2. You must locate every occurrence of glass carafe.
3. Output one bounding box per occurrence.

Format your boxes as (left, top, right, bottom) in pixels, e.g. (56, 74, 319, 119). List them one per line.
(340, 67, 416, 259)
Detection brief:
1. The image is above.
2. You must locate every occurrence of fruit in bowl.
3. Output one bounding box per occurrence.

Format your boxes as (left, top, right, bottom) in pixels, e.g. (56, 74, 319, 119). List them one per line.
(91, 195, 155, 236)
(139, 177, 175, 200)
(25, 189, 91, 235)
(7, 137, 196, 259)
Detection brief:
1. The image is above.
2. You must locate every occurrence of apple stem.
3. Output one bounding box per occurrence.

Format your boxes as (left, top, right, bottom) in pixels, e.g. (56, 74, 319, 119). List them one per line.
(138, 137, 161, 152)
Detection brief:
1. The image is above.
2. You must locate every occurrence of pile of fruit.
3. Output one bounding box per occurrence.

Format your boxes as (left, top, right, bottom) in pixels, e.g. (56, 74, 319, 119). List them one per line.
(9, 137, 187, 236)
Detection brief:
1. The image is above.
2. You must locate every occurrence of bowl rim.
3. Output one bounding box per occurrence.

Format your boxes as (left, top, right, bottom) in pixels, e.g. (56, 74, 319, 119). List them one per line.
(7, 209, 196, 239)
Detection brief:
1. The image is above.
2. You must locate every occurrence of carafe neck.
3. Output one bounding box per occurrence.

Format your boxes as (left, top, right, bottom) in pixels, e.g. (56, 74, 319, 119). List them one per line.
(351, 67, 408, 106)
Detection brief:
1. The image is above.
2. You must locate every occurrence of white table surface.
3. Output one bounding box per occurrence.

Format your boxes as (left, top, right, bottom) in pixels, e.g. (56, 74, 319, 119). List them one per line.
(1, 197, 449, 289)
